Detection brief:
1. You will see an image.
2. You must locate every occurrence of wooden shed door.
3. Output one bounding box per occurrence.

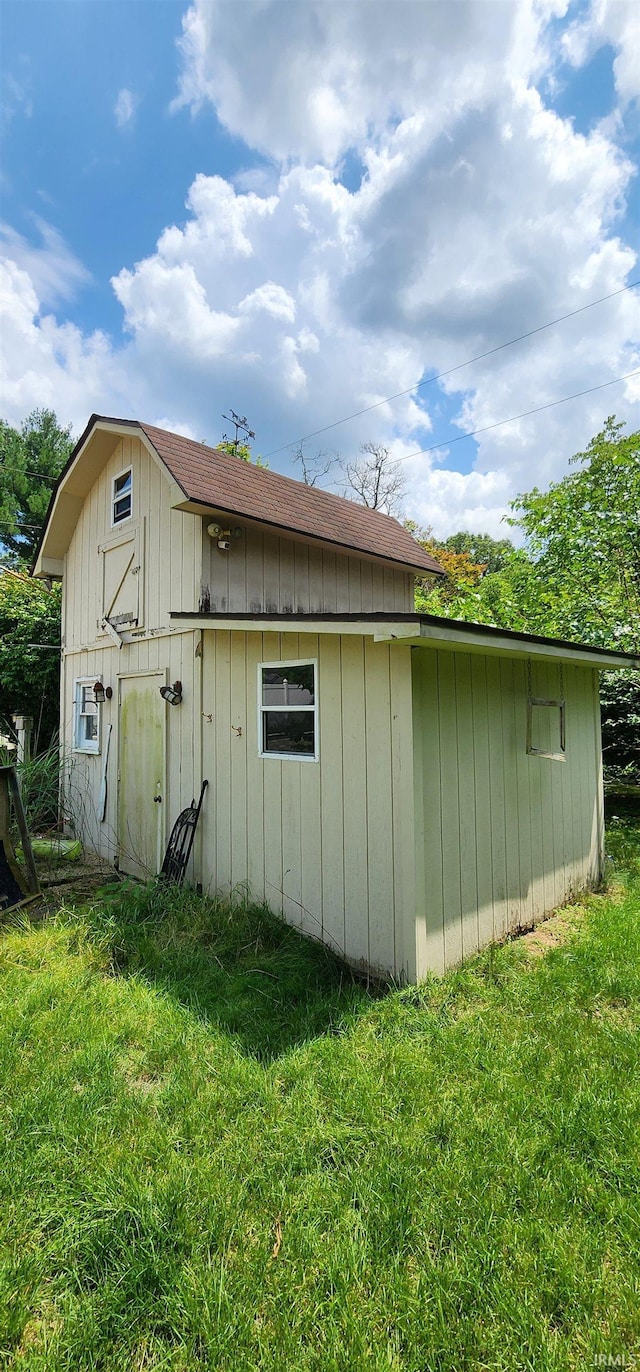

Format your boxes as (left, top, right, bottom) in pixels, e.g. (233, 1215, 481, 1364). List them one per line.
(118, 673, 165, 878)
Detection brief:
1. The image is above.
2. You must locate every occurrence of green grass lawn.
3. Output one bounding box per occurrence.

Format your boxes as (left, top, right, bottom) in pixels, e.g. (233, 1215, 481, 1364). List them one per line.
(1, 810, 639, 1372)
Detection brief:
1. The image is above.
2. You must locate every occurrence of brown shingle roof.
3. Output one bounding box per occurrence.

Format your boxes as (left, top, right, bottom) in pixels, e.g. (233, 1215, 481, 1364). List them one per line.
(137, 420, 443, 575)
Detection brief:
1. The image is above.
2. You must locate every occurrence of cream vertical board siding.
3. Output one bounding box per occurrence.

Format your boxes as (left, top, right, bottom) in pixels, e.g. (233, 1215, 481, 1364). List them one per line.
(63, 435, 201, 651)
(200, 520, 415, 615)
(200, 629, 415, 978)
(61, 629, 200, 879)
(412, 647, 603, 979)
(61, 434, 202, 875)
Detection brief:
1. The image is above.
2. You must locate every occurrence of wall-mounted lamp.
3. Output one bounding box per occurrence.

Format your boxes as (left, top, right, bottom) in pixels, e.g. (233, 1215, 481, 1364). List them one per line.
(207, 522, 242, 552)
(93, 682, 113, 703)
(160, 680, 183, 706)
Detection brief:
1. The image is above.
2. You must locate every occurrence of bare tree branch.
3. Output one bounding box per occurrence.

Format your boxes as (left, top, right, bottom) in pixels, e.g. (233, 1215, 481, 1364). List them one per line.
(292, 443, 339, 487)
(343, 442, 406, 515)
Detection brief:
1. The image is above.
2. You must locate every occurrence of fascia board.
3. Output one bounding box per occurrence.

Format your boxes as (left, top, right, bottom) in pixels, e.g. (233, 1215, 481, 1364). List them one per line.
(168, 612, 639, 666)
(416, 620, 640, 669)
(170, 614, 412, 637)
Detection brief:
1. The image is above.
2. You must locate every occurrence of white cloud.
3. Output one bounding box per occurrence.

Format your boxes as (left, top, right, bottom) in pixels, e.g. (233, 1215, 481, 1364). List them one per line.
(0, 217, 90, 307)
(114, 87, 137, 128)
(172, 0, 572, 166)
(1, 70, 33, 126)
(0, 257, 120, 428)
(1, 0, 638, 537)
(562, 0, 640, 106)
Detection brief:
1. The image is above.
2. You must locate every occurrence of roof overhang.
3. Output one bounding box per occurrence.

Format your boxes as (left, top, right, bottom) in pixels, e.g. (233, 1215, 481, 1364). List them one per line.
(32, 412, 443, 581)
(170, 610, 640, 669)
(178, 499, 437, 576)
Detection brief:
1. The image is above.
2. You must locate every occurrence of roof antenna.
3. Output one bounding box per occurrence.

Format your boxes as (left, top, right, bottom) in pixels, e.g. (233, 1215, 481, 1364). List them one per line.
(221, 410, 256, 457)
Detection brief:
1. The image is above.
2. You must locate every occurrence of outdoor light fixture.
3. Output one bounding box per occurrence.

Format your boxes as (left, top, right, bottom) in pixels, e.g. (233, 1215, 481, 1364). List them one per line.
(160, 680, 183, 706)
(207, 522, 242, 551)
(93, 682, 113, 703)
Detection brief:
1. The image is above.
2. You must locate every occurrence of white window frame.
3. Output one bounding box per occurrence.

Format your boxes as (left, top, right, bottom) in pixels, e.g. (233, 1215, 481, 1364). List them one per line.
(258, 659, 318, 762)
(526, 696, 566, 761)
(73, 677, 101, 754)
(111, 466, 133, 527)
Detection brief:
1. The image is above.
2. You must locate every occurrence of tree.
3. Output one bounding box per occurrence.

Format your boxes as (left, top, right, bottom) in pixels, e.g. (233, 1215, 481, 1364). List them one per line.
(505, 417, 640, 652)
(0, 569, 61, 751)
(292, 443, 338, 487)
(344, 442, 406, 514)
(413, 419, 639, 786)
(599, 670, 640, 786)
(420, 419, 639, 651)
(217, 439, 269, 469)
(409, 526, 514, 616)
(410, 526, 488, 615)
(0, 409, 74, 565)
(440, 531, 513, 576)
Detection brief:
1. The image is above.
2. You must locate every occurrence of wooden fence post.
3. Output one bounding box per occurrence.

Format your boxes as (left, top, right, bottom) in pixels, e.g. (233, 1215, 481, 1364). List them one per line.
(13, 716, 33, 766)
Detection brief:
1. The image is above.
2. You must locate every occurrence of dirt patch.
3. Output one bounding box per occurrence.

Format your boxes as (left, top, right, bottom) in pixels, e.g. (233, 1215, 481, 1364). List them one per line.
(519, 905, 587, 959)
(127, 1073, 163, 1095)
(34, 862, 120, 917)
(516, 876, 630, 960)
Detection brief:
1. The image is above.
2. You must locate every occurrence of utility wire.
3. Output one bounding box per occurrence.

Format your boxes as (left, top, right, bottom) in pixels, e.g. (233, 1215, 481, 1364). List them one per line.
(0, 470, 58, 481)
(263, 279, 640, 459)
(0, 372, 636, 536)
(382, 369, 640, 468)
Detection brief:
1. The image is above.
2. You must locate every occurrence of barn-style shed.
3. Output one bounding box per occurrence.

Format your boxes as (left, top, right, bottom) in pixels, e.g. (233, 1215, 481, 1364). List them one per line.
(34, 415, 639, 982)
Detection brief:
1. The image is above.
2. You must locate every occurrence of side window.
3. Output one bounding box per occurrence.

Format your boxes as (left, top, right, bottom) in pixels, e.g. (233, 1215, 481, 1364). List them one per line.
(526, 697, 566, 760)
(258, 661, 317, 760)
(112, 469, 132, 525)
(526, 660, 566, 760)
(74, 679, 100, 753)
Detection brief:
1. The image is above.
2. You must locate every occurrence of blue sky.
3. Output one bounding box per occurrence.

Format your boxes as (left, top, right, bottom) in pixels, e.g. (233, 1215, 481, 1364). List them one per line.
(1, 0, 638, 535)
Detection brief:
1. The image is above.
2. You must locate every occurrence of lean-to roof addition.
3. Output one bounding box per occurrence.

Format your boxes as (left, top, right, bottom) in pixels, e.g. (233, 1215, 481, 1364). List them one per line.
(33, 414, 444, 578)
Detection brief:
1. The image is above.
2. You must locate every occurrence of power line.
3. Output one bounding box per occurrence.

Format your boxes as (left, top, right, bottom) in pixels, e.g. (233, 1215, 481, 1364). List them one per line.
(386, 369, 640, 468)
(0, 464, 59, 481)
(263, 279, 640, 459)
(0, 371, 636, 539)
(0, 470, 58, 482)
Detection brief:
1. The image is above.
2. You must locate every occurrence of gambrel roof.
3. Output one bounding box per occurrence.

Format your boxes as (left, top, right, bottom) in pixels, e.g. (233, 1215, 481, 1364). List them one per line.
(34, 414, 445, 578)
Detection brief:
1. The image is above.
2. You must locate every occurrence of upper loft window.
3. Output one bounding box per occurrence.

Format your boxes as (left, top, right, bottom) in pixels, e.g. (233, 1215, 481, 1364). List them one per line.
(112, 469, 132, 525)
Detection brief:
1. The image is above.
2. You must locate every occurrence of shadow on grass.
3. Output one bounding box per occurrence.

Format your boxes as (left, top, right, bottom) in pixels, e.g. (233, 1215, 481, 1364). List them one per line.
(604, 789, 640, 882)
(81, 879, 380, 1062)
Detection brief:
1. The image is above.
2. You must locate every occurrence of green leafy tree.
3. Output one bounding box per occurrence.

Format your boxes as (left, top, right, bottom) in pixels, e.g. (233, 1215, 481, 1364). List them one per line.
(440, 531, 513, 575)
(217, 439, 269, 469)
(411, 526, 514, 617)
(414, 419, 639, 785)
(0, 409, 74, 564)
(423, 419, 639, 652)
(0, 569, 61, 751)
(505, 417, 640, 652)
(599, 670, 640, 785)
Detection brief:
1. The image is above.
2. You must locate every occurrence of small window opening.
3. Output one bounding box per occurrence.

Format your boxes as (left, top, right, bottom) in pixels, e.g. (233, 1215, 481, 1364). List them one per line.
(258, 661, 317, 760)
(527, 697, 566, 760)
(74, 679, 100, 753)
(112, 469, 132, 524)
